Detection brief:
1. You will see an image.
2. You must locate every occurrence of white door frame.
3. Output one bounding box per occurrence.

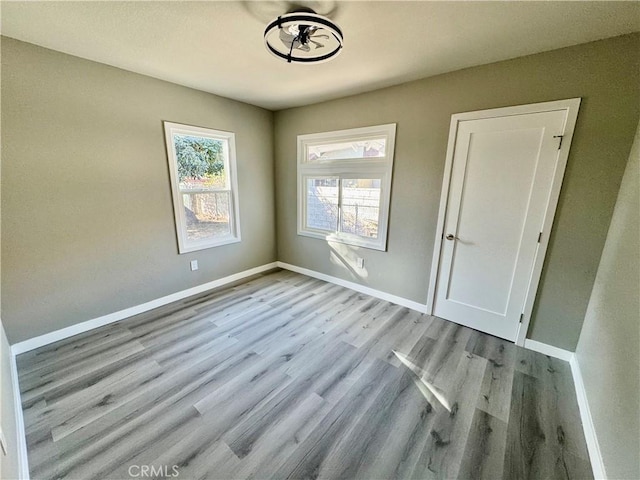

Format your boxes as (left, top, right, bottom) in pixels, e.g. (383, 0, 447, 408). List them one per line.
(426, 98, 581, 346)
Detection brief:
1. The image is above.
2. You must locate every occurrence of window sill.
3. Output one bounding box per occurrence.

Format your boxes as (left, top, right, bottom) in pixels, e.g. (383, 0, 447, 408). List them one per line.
(297, 229, 386, 252)
(178, 235, 241, 254)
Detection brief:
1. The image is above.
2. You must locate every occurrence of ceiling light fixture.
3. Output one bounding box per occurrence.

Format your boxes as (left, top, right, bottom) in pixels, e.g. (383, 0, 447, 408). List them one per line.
(264, 8, 343, 64)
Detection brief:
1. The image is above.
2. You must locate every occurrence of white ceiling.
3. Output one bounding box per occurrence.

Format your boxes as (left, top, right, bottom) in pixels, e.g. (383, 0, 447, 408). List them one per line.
(1, 1, 639, 110)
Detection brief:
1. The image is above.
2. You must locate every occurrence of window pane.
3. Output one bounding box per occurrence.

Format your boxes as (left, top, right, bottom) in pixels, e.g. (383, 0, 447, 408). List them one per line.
(340, 179, 381, 239)
(174, 134, 227, 190)
(182, 191, 231, 242)
(307, 138, 386, 162)
(306, 178, 338, 231)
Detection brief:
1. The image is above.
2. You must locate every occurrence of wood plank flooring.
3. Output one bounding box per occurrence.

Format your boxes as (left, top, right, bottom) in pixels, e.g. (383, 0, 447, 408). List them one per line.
(17, 269, 593, 480)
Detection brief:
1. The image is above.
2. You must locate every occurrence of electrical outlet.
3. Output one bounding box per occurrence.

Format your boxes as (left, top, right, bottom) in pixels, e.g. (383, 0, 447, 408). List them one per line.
(190, 260, 198, 271)
(356, 257, 365, 269)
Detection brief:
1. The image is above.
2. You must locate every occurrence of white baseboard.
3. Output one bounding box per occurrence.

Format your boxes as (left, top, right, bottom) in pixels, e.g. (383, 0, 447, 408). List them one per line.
(276, 261, 428, 313)
(570, 355, 606, 479)
(523, 338, 573, 361)
(10, 262, 278, 355)
(9, 351, 30, 479)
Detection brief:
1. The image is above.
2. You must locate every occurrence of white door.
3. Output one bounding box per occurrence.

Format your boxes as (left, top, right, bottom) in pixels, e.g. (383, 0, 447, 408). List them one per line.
(432, 102, 579, 342)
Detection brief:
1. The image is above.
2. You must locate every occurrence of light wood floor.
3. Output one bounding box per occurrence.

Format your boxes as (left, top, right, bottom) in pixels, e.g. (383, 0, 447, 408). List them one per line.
(17, 269, 593, 480)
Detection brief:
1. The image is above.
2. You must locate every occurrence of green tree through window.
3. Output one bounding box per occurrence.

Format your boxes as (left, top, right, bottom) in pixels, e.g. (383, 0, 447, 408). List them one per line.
(174, 135, 224, 181)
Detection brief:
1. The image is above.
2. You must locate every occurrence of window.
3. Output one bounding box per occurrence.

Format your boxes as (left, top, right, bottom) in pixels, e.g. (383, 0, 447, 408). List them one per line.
(163, 122, 241, 253)
(298, 124, 396, 251)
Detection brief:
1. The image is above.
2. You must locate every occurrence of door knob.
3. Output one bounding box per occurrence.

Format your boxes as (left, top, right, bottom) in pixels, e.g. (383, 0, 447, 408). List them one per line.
(445, 234, 458, 241)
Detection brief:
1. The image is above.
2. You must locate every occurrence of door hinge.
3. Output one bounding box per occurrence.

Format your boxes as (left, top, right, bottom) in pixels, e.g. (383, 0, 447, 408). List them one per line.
(553, 135, 564, 150)
(519, 313, 524, 323)
(537, 232, 543, 243)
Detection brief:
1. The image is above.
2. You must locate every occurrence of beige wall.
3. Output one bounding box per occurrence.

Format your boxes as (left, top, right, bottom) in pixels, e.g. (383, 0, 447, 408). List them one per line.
(575, 122, 639, 480)
(0, 42, 19, 478)
(1, 37, 276, 343)
(0, 321, 19, 479)
(274, 33, 640, 351)
(2, 34, 639, 351)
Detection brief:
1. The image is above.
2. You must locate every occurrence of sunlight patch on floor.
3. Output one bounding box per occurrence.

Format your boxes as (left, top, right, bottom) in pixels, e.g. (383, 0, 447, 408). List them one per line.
(393, 349, 452, 413)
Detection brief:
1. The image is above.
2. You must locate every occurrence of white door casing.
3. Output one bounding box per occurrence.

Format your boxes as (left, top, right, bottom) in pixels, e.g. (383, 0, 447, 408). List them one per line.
(427, 99, 581, 344)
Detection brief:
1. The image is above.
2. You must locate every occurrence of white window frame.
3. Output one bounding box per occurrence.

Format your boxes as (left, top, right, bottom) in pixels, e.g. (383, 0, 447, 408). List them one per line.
(297, 123, 396, 251)
(163, 121, 241, 254)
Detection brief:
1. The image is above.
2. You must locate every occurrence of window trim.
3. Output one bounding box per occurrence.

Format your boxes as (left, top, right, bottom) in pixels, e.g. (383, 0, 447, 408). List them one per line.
(163, 121, 241, 254)
(297, 123, 396, 251)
